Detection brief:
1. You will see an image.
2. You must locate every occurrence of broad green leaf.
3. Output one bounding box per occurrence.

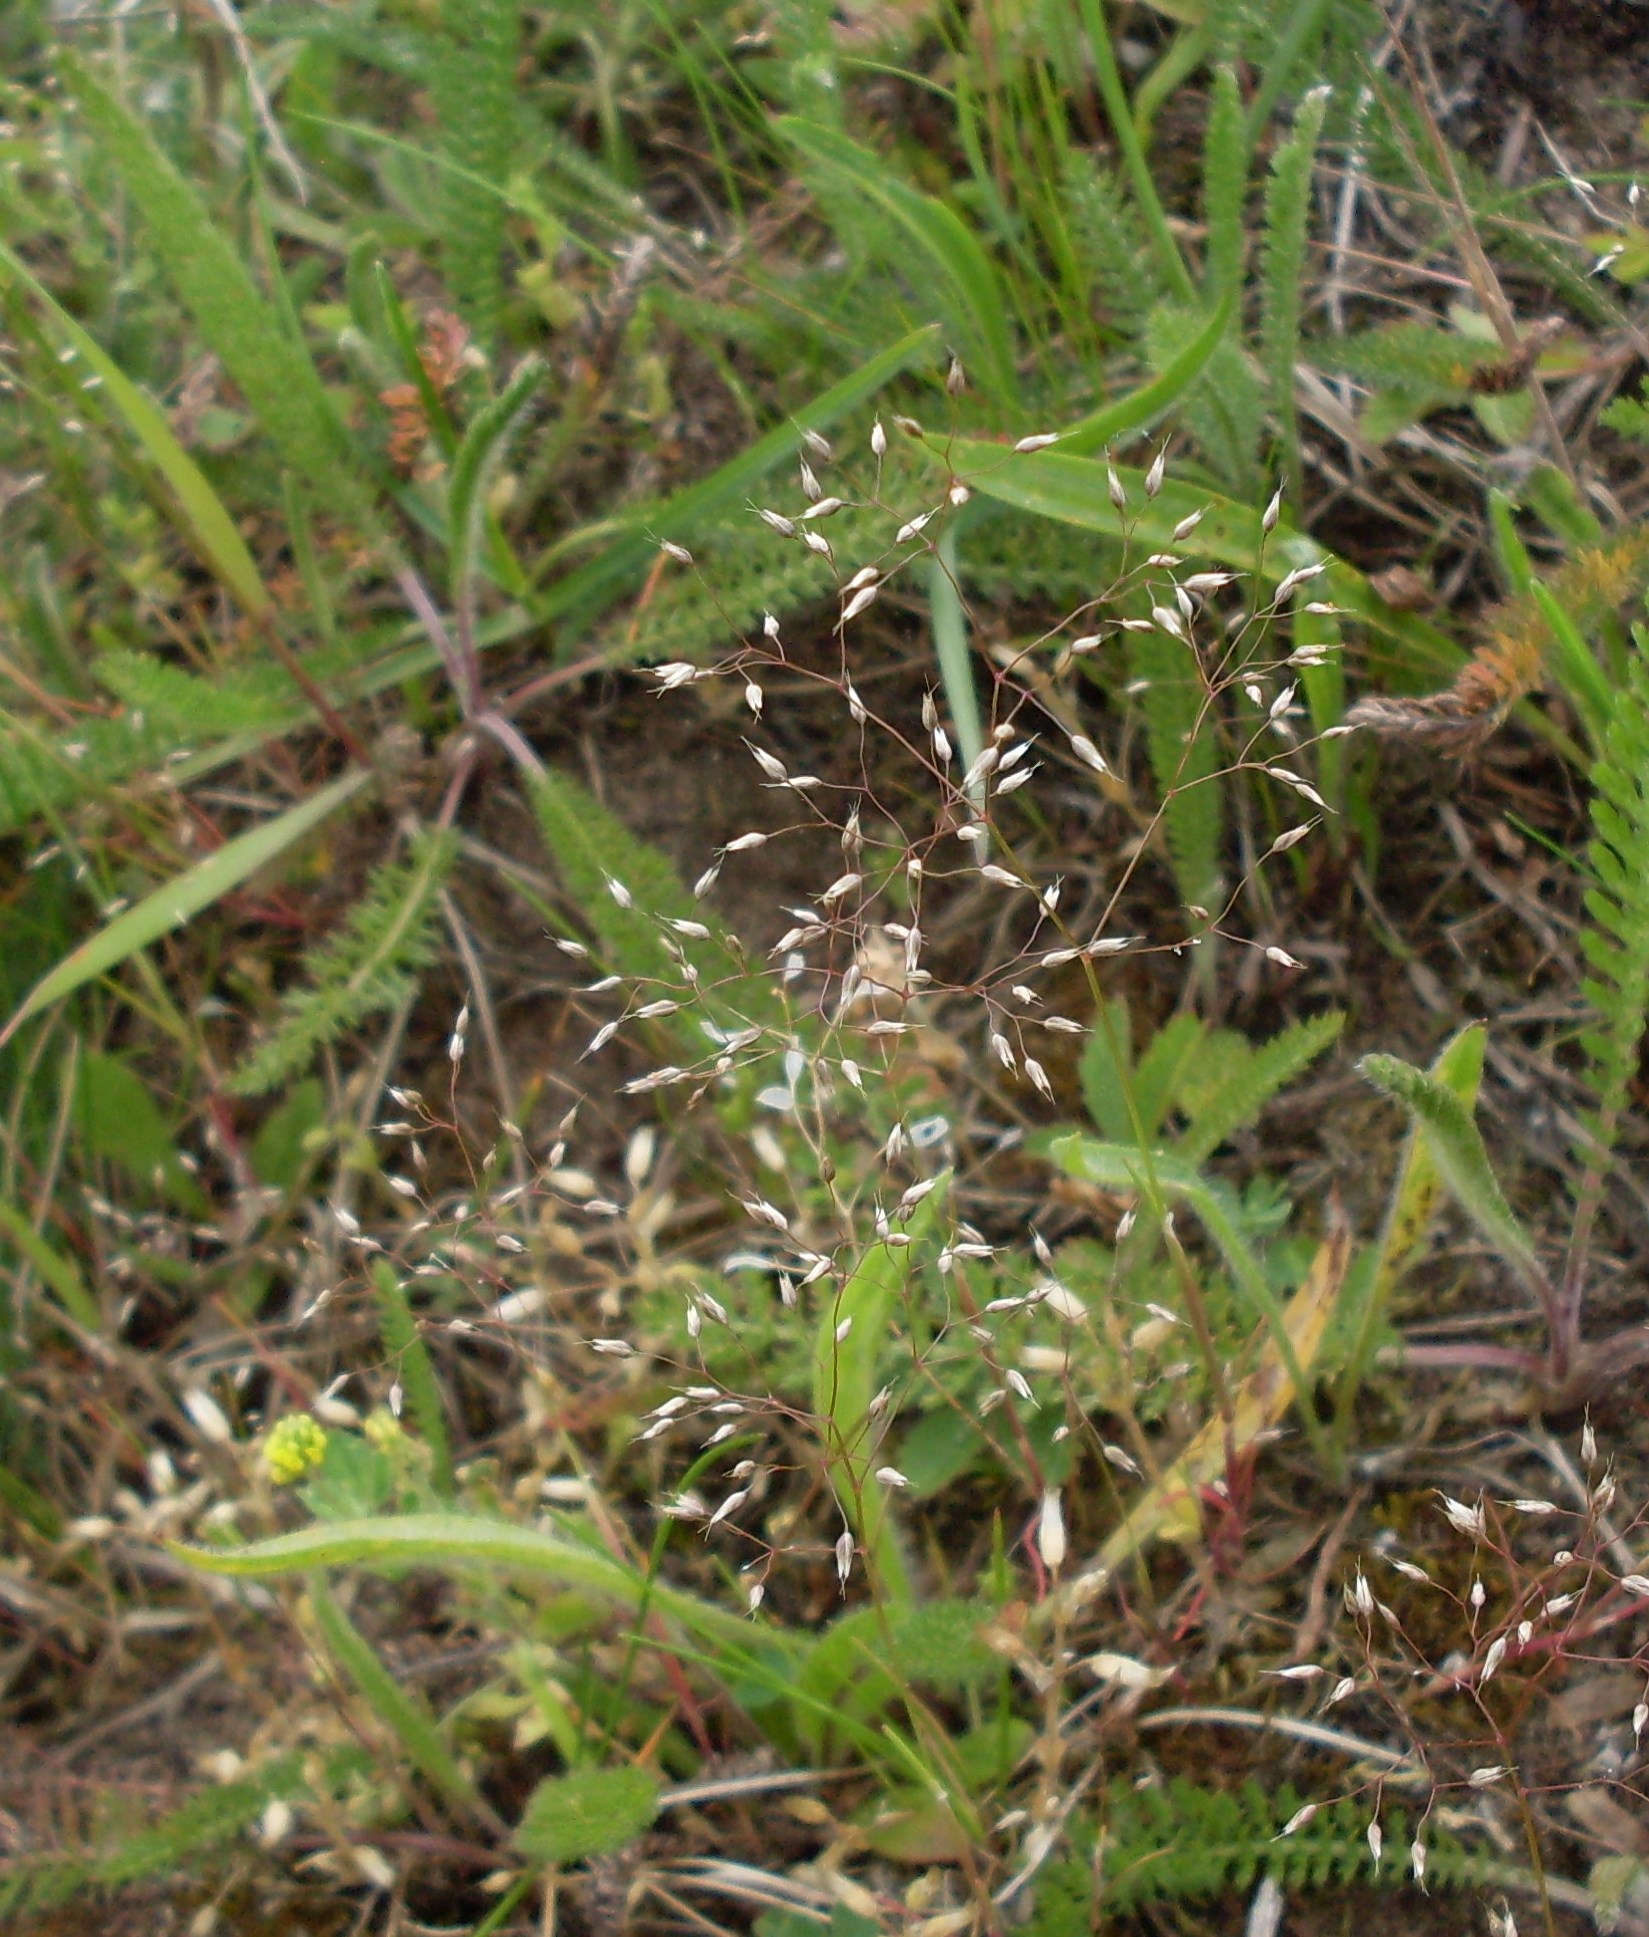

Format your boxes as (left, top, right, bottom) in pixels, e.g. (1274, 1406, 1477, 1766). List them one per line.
(1358, 1048, 1546, 1296)
(171, 1512, 791, 1658)
(911, 435, 1456, 666)
(75, 1050, 210, 1217)
(56, 50, 372, 530)
(298, 1432, 394, 1521)
(515, 1767, 660, 1865)
(0, 240, 271, 616)
(4, 768, 373, 1036)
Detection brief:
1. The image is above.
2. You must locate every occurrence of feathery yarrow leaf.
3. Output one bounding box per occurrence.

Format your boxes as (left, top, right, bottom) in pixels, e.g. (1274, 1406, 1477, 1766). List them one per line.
(230, 827, 458, 1096)
(1575, 638, 1649, 1168)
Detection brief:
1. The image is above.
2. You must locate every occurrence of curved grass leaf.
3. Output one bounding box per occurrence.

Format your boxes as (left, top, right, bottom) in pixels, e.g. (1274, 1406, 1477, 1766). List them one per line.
(1057, 291, 1235, 455)
(543, 322, 941, 630)
(811, 1179, 948, 1605)
(0, 1195, 100, 1332)
(0, 241, 271, 617)
(56, 49, 372, 530)
(3, 768, 373, 1041)
(1357, 1049, 1545, 1296)
(1332, 1025, 1485, 1459)
(780, 119, 1019, 407)
(309, 1579, 492, 1825)
(448, 356, 541, 609)
(916, 435, 1455, 666)
(170, 1512, 790, 1659)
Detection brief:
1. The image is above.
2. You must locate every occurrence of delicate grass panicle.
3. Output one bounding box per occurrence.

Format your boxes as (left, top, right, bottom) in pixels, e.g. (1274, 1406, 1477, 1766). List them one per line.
(6, 4, 1649, 1933)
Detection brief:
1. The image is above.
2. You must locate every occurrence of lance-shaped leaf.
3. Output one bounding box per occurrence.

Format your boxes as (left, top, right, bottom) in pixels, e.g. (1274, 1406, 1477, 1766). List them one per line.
(3, 769, 373, 1041)
(1358, 1050, 1547, 1300)
(171, 1512, 793, 1660)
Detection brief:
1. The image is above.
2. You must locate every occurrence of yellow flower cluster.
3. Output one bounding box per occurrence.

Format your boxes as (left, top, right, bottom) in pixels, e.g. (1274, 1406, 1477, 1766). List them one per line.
(264, 1413, 328, 1485)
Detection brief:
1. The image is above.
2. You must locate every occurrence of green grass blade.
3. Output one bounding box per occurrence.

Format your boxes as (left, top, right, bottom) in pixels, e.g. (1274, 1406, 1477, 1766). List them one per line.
(0, 1196, 100, 1332)
(811, 1181, 948, 1605)
(542, 323, 940, 631)
(1058, 292, 1235, 454)
(1531, 580, 1613, 752)
(1260, 86, 1330, 509)
(915, 436, 1455, 664)
(927, 527, 985, 798)
(370, 1260, 453, 1495)
(779, 119, 1019, 407)
(3, 769, 373, 1038)
(56, 49, 372, 530)
(0, 242, 272, 618)
(309, 1579, 491, 1824)
(170, 1512, 791, 1658)
(1487, 487, 1538, 597)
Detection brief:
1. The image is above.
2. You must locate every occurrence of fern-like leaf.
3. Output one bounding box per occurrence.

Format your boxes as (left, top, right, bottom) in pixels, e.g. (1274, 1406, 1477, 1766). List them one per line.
(434, 0, 520, 347)
(1059, 151, 1164, 336)
(528, 768, 781, 1043)
(1129, 623, 1222, 919)
(1178, 1010, 1344, 1164)
(1029, 1777, 1514, 1931)
(1259, 85, 1329, 505)
(0, 1752, 327, 1918)
(230, 827, 458, 1096)
(1202, 66, 1249, 299)
(1576, 641, 1649, 1170)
